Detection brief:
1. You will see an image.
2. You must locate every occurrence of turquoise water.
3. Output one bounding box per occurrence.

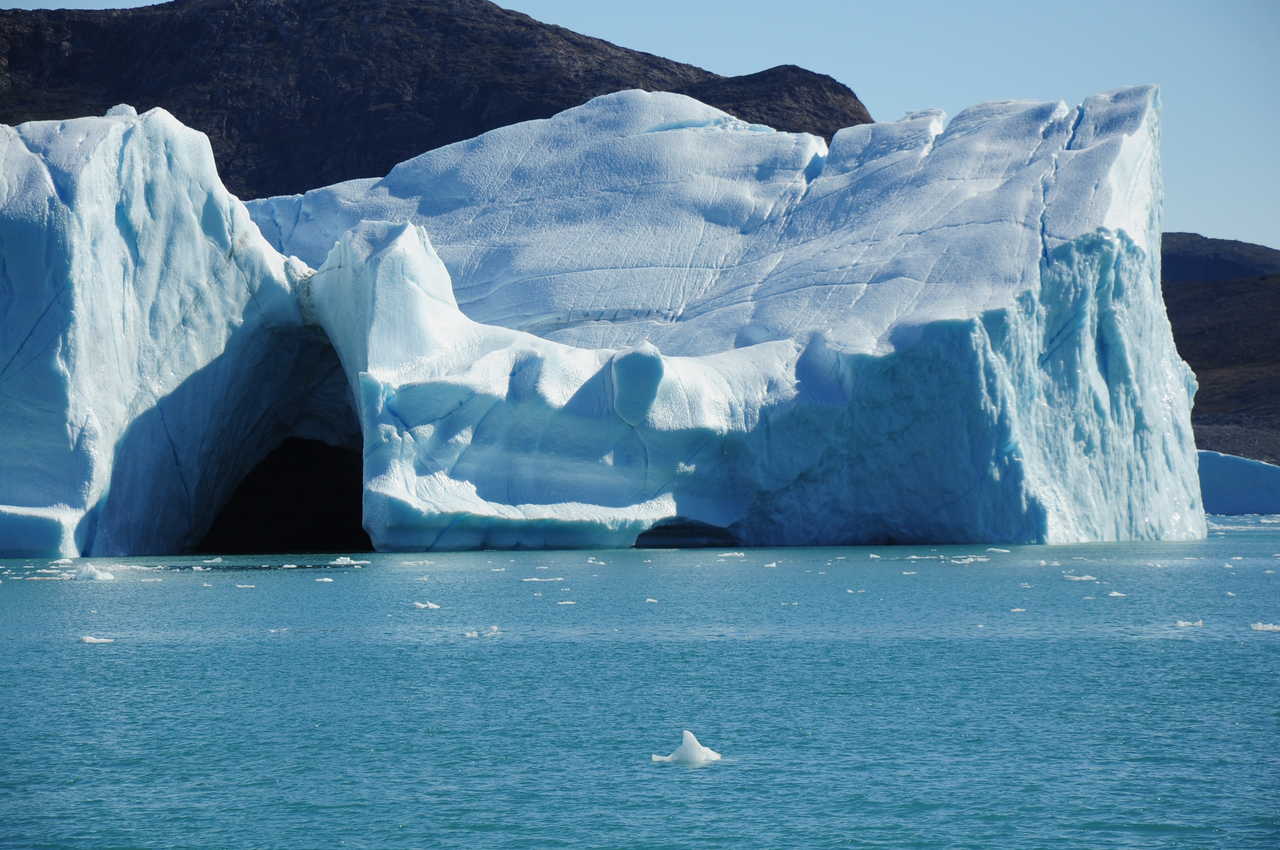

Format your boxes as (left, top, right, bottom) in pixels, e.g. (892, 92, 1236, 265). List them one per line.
(2, 519, 1279, 849)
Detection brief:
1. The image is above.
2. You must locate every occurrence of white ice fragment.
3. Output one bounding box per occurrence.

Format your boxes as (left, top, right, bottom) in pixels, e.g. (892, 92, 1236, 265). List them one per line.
(868, 554, 881, 560)
(330, 556, 371, 565)
(281, 564, 298, 569)
(235, 584, 255, 589)
(463, 630, 479, 638)
(315, 577, 334, 582)
(521, 577, 564, 582)
(412, 601, 441, 609)
(651, 730, 721, 765)
(80, 635, 114, 644)
(762, 561, 778, 568)
(1175, 620, 1204, 628)
(51, 558, 73, 565)
(645, 597, 658, 603)
(1010, 608, 1026, 613)
(901, 571, 917, 575)
(203, 557, 223, 564)
(1108, 591, 1126, 597)
(1251, 622, 1280, 632)
(1064, 574, 1097, 581)
(987, 548, 1011, 553)
(557, 600, 576, 605)
(718, 553, 745, 558)
(76, 564, 114, 581)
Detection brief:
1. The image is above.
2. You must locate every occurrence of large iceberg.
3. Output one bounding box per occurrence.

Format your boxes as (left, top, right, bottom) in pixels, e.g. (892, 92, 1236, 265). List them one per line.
(0, 88, 1204, 556)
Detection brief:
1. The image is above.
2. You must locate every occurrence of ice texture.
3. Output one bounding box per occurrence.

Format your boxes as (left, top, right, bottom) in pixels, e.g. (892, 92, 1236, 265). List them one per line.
(0, 87, 1204, 556)
(1198, 451, 1280, 515)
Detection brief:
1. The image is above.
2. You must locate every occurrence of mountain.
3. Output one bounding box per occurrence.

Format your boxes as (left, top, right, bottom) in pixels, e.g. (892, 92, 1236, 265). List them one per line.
(0, 0, 872, 201)
(1161, 233, 1280, 463)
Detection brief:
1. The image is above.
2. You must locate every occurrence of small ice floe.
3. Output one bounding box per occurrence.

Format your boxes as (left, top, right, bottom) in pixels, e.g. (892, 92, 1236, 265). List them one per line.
(1018, 582, 1033, 589)
(484, 625, 501, 636)
(415, 575, 430, 582)
(1063, 574, 1097, 582)
(281, 564, 298, 569)
(1175, 619, 1204, 628)
(140, 577, 163, 583)
(834, 555, 846, 560)
(1251, 622, 1280, 632)
(901, 571, 917, 575)
(557, 600, 576, 605)
(1108, 591, 1126, 598)
(987, 547, 1010, 554)
(868, 553, 881, 560)
(521, 577, 563, 582)
(1222, 563, 1234, 569)
(1010, 608, 1026, 613)
(762, 561, 778, 568)
(412, 601, 441, 609)
(201, 583, 213, 587)
(315, 577, 334, 583)
(490, 568, 506, 572)
(192, 565, 208, 571)
(235, 584, 255, 589)
(50, 558, 73, 565)
(202, 557, 223, 564)
(781, 601, 799, 606)
(532, 592, 543, 597)
(586, 556, 607, 566)
(645, 598, 658, 603)
(80, 635, 113, 644)
(1232, 556, 1244, 561)
(401, 559, 434, 566)
(1082, 595, 1096, 600)
(463, 630, 479, 638)
(652, 730, 721, 765)
(268, 627, 288, 634)
(1225, 591, 1236, 597)
(717, 552, 745, 558)
(330, 556, 370, 566)
(77, 564, 114, 581)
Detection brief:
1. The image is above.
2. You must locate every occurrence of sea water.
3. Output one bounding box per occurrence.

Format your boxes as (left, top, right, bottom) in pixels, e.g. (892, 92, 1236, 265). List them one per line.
(2, 518, 1278, 849)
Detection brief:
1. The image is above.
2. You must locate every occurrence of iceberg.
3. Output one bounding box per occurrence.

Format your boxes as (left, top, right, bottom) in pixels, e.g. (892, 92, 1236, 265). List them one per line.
(0, 87, 1204, 556)
(651, 729, 722, 765)
(1197, 451, 1280, 515)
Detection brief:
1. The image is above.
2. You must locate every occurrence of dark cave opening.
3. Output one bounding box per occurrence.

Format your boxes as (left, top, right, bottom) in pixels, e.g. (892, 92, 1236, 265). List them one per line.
(634, 518, 740, 548)
(196, 437, 372, 554)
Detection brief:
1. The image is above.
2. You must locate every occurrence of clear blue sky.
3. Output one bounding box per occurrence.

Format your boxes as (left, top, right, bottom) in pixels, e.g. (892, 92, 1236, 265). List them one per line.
(6, 0, 1278, 248)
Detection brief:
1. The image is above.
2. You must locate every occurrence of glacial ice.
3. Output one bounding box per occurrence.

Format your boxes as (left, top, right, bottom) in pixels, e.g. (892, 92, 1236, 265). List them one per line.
(651, 729, 722, 765)
(0, 87, 1205, 556)
(1197, 451, 1280, 515)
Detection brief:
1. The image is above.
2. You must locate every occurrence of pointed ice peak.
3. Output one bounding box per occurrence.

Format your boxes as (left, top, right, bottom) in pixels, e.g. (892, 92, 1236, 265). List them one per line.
(651, 730, 722, 765)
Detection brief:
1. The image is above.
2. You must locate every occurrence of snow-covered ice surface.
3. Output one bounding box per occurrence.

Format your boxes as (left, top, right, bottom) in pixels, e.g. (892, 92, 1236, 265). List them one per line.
(1, 88, 1204, 555)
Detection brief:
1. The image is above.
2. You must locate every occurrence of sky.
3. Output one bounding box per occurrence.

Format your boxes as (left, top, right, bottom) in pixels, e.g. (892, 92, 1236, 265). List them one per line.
(6, 0, 1278, 248)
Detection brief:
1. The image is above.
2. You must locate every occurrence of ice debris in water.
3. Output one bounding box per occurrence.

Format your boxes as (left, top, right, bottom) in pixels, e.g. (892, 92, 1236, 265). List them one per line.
(1010, 608, 1026, 613)
(203, 557, 222, 564)
(315, 577, 334, 582)
(235, 584, 255, 589)
(1175, 620, 1204, 628)
(987, 548, 1011, 553)
(1108, 591, 1126, 597)
(80, 635, 114, 644)
(330, 556, 370, 565)
(645, 597, 658, 603)
(1064, 574, 1097, 581)
(651, 730, 722, 765)
(1251, 622, 1280, 632)
(412, 601, 441, 609)
(77, 564, 114, 581)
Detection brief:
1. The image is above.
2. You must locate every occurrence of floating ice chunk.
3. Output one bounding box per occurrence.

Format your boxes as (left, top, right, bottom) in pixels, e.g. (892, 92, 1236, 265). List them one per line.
(76, 564, 114, 581)
(901, 571, 917, 575)
(1010, 608, 1026, 613)
(201, 582, 213, 587)
(1064, 574, 1097, 581)
(1251, 622, 1280, 632)
(139, 577, 162, 582)
(268, 627, 288, 633)
(235, 584, 255, 589)
(1019, 582, 1033, 589)
(521, 577, 564, 582)
(281, 564, 298, 569)
(1175, 619, 1204, 627)
(80, 635, 114, 644)
(51, 558, 73, 565)
(490, 568, 505, 572)
(762, 562, 778, 568)
(412, 601, 441, 609)
(484, 625, 501, 636)
(315, 577, 334, 582)
(557, 600, 576, 605)
(330, 556, 371, 565)
(203, 557, 223, 564)
(1225, 591, 1236, 597)
(651, 730, 722, 765)
(463, 630, 479, 638)
(987, 548, 1011, 553)
(868, 554, 881, 560)
(718, 553, 745, 558)
(645, 597, 658, 603)
(1108, 591, 1126, 597)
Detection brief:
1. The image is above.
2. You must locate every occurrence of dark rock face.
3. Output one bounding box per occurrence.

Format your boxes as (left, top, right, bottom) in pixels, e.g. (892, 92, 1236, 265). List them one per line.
(1161, 234, 1280, 464)
(0, 0, 872, 200)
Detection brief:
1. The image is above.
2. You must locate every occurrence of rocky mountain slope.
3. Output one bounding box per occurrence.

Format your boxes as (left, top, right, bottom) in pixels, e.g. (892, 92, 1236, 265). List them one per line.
(1162, 233, 1280, 463)
(0, 0, 871, 200)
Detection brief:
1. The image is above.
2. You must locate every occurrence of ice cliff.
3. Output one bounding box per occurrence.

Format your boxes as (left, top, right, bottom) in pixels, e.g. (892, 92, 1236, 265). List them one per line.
(0, 88, 1205, 556)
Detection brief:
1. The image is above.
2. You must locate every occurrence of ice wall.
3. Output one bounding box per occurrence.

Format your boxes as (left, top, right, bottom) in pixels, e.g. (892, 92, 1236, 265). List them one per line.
(0, 106, 353, 556)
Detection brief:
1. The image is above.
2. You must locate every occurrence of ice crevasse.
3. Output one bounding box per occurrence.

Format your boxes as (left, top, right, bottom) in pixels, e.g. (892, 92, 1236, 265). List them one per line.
(0, 87, 1205, 556)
